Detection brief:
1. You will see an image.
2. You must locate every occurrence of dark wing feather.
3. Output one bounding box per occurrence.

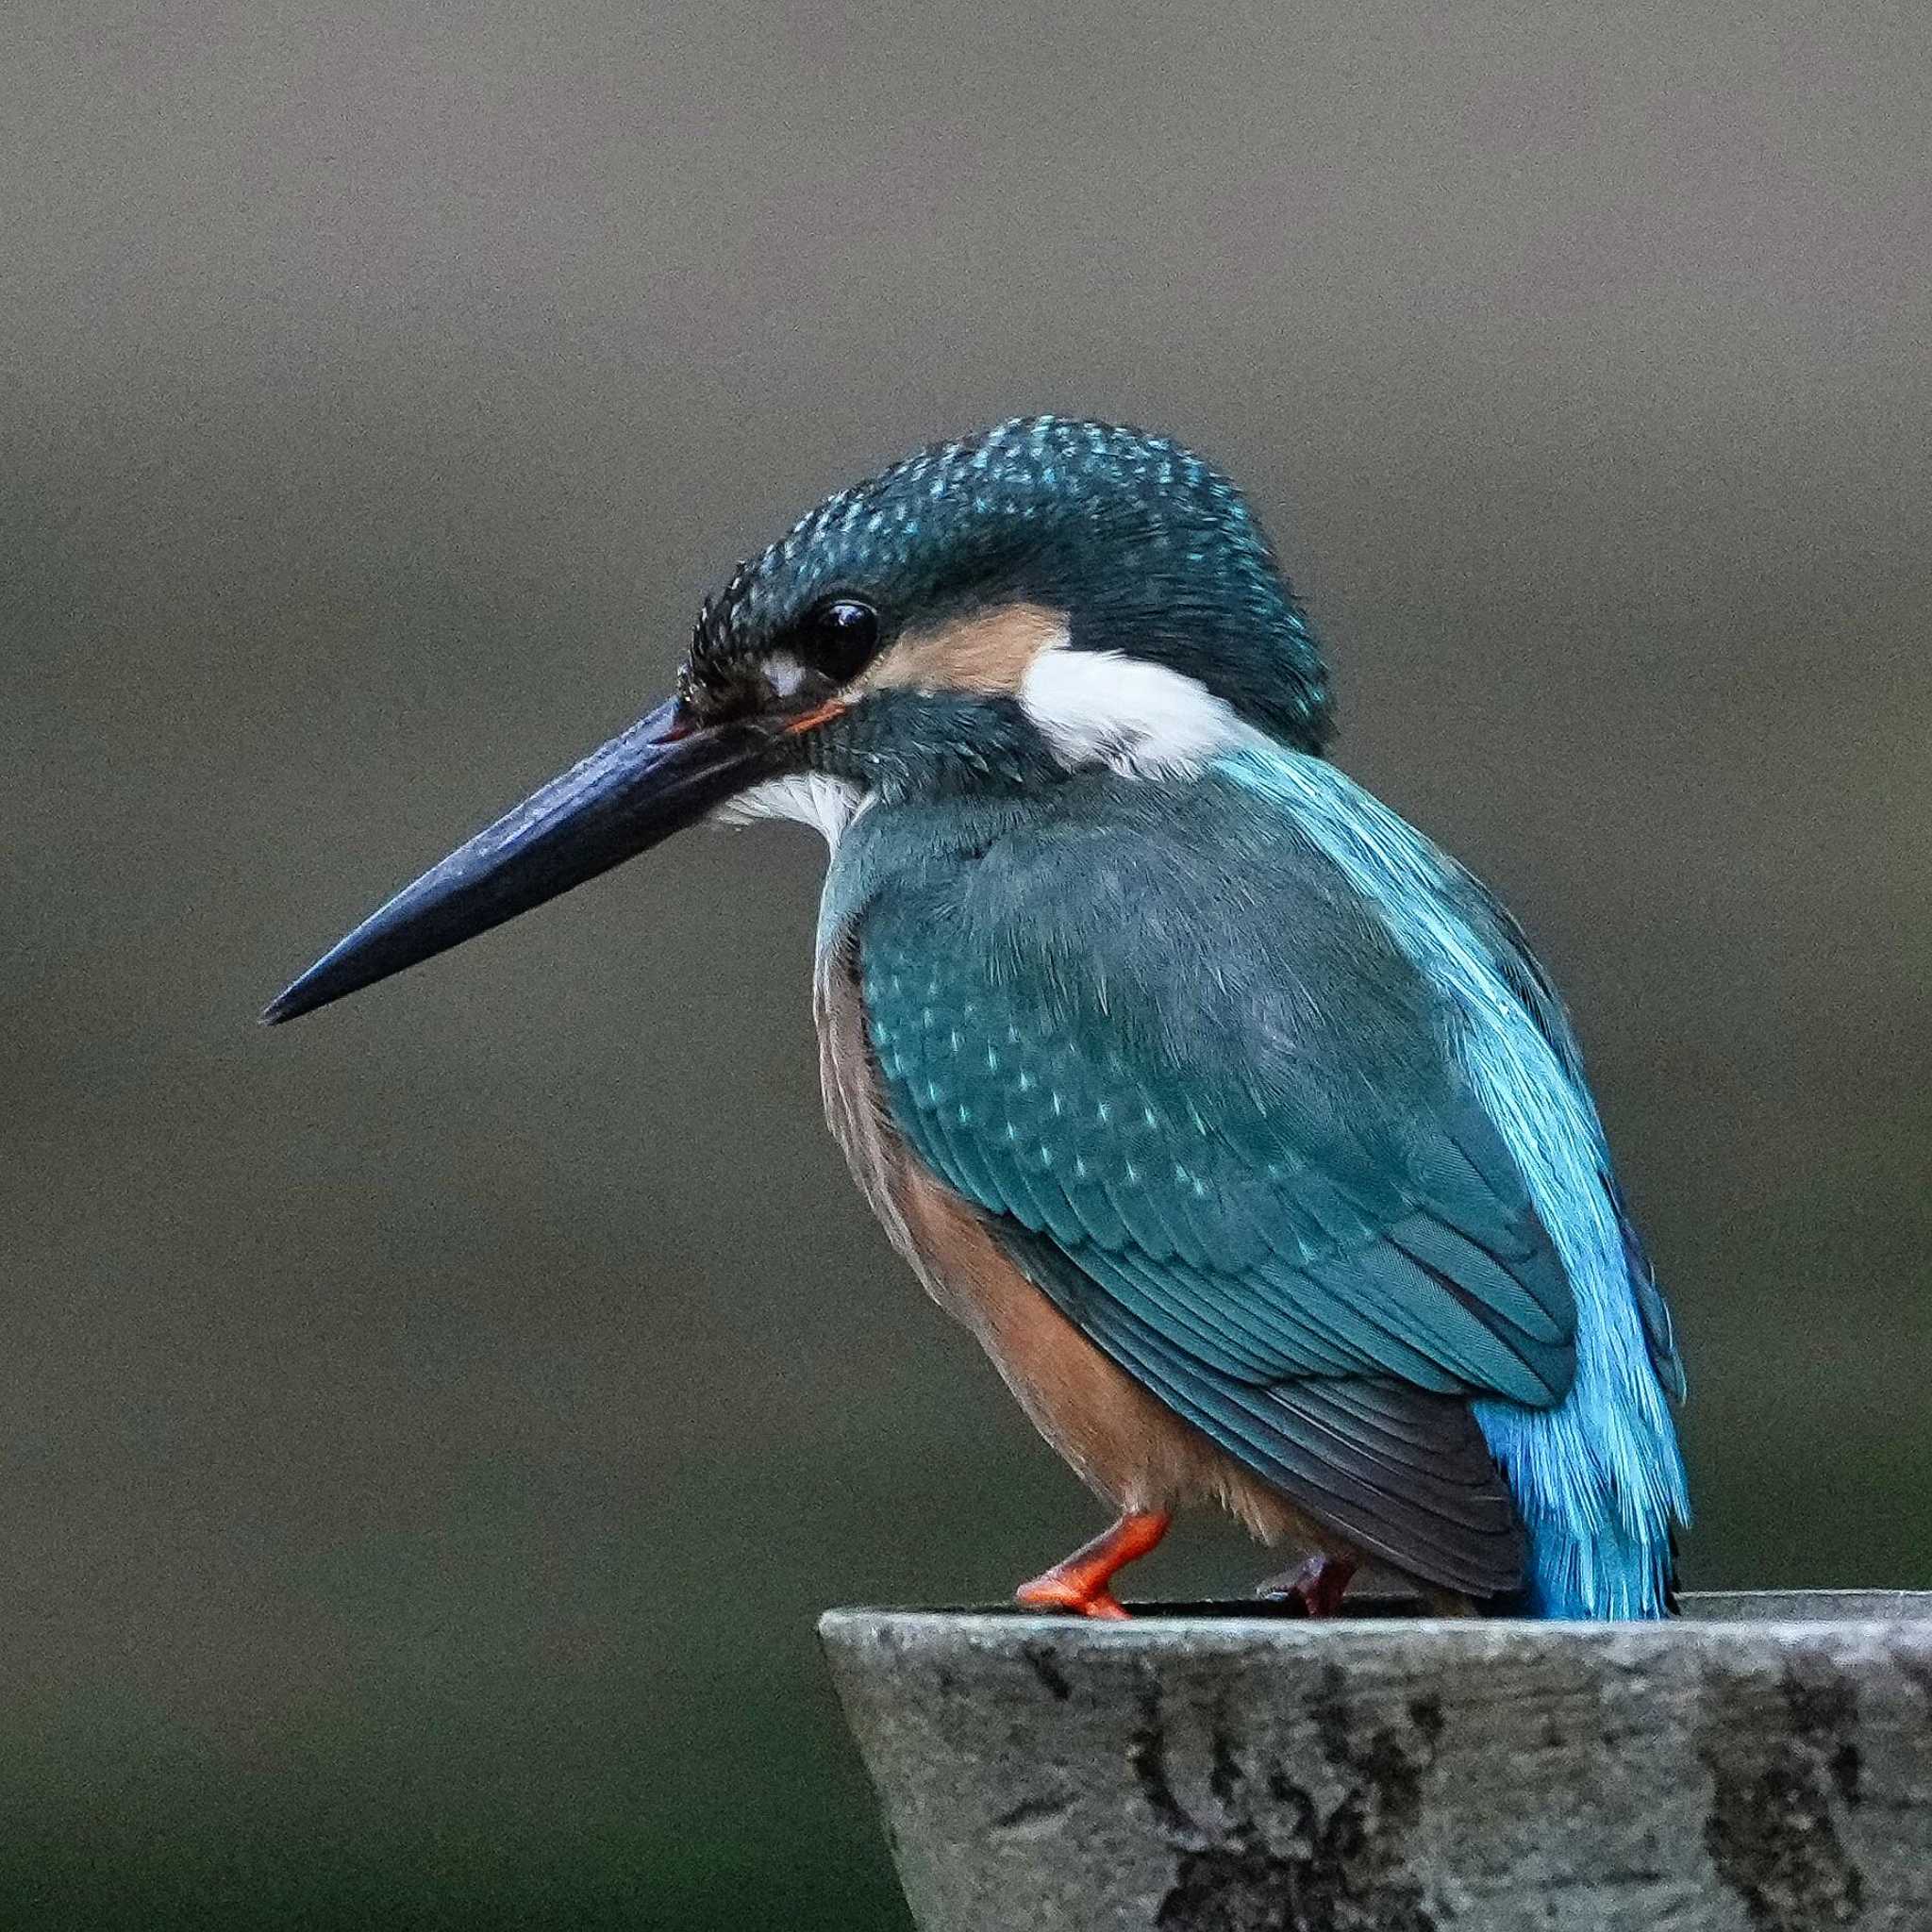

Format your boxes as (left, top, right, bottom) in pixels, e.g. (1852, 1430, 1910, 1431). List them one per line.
(1005, 1227, 1527, 1592)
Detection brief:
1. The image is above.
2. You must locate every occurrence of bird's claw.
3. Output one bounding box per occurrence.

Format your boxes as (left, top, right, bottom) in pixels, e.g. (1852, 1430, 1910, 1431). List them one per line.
(1255, 1553, 1357, 1618)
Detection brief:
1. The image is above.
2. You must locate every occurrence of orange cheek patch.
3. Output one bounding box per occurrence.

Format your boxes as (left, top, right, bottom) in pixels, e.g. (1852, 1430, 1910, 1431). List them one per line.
(859, 601, 1070, 696)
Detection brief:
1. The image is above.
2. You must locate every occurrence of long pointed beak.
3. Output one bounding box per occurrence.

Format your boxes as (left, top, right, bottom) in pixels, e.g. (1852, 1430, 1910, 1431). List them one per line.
(263, 697, 773, 1025)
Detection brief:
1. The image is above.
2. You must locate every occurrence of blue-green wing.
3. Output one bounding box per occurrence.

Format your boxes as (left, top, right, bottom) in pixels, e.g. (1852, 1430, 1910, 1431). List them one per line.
(850, 778, 1581, 1595)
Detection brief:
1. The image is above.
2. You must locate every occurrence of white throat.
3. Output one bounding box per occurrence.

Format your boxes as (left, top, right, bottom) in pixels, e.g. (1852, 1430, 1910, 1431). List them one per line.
(712, 773, 869, 850)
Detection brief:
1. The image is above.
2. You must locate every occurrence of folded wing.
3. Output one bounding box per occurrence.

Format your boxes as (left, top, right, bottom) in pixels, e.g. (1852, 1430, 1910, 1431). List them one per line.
(855, 777, 1582, 1595)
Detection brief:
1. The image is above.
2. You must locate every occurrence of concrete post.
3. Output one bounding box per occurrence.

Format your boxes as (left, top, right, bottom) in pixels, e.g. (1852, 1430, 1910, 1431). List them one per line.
(821, 1592, 1932, 1931)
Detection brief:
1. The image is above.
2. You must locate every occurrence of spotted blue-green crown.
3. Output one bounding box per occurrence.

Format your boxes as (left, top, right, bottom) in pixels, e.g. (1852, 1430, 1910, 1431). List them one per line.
(692, 416, 1334, 752)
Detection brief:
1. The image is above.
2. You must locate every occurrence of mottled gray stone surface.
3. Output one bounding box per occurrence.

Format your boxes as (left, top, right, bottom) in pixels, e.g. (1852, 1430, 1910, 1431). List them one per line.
(820, 1593, 1932, 1931)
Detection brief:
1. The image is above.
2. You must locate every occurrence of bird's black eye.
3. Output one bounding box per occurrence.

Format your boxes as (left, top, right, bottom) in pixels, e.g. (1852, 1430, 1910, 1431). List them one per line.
(802, 597, 881, 682)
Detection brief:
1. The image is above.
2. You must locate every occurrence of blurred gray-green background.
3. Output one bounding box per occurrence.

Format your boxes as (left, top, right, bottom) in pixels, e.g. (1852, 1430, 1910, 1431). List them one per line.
(6, 2, 1929, 1924)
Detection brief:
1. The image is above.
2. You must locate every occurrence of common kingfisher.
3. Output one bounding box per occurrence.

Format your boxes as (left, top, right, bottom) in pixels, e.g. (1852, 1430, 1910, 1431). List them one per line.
(267, 418, 1690, 1620)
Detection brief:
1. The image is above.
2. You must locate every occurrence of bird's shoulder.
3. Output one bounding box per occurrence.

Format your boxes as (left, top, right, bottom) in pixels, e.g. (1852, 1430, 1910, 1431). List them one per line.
(836, 752, 1477, 1107)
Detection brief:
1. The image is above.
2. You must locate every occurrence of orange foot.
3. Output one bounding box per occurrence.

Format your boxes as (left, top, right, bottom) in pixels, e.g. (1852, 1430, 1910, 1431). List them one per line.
(1014, 1509, 1171, 1621)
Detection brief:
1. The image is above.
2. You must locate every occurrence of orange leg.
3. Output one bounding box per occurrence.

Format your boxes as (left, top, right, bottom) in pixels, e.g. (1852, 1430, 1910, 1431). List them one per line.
(1014, 1509, 1171, 1621)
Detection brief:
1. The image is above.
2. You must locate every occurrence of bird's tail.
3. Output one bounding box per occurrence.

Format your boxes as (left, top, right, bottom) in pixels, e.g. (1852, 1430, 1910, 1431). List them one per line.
(1475, 1357, 1688, 1620)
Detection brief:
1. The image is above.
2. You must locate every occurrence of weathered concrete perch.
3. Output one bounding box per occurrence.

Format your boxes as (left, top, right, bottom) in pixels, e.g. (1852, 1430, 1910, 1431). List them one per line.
(821, 1591, 1932, 1931)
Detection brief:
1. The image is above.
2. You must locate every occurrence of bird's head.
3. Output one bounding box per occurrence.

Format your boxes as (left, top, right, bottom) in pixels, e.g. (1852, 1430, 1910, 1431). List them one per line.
(265, 416, 1330, 1024)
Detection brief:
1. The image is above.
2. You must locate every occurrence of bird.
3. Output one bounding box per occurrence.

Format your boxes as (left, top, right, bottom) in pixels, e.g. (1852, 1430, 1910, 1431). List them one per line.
(265, 416, 1690, 1621)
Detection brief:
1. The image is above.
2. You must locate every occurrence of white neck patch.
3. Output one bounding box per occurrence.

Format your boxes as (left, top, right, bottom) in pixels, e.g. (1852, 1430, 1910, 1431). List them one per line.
(1018, 644, 1271, 777)
(712, 773, 869, 851)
